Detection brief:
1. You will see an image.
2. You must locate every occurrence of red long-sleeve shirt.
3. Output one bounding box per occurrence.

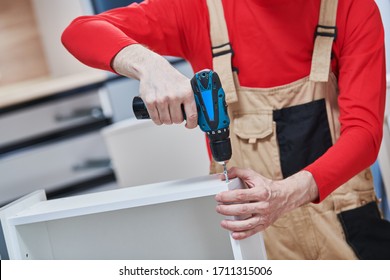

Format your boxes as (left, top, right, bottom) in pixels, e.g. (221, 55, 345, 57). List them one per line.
(62, 0, 386, 201)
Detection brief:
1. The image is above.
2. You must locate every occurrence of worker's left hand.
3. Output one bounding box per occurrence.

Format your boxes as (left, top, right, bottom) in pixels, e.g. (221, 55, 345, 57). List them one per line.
(215, 167, 318, 240)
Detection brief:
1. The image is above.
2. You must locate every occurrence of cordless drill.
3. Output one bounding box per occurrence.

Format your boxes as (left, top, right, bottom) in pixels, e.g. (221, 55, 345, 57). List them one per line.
(132, 69, 232, 182)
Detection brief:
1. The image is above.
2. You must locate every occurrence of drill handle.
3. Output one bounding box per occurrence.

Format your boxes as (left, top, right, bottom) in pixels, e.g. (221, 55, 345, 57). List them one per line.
(132, 96, 186, 120)
(132, 96, 151, 119)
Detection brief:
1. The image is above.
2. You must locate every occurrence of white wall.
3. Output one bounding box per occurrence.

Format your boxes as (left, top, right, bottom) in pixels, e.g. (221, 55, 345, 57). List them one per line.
(376, 0, 390, 73)
(376, 0, 390, 114)
(374, 0, 390, 219)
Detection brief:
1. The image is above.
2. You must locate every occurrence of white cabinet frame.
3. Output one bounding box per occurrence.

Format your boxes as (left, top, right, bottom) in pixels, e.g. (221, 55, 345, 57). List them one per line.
(0, 175, 267, 260)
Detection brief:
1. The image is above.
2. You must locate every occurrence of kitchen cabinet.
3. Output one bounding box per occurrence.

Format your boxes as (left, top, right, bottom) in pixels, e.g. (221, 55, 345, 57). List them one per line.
(0, 83, 106, 149)
(0, 76, 117, 206)
(1, 129, 112, 205)
(0, 0, 121, 205)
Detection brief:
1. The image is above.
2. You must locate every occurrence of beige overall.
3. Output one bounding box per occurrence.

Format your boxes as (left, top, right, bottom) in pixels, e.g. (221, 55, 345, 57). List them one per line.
(206, 0, 377, 259)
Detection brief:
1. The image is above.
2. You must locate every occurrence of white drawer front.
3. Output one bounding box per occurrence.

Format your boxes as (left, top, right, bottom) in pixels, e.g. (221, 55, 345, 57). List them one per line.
(0, 90, 105, 147)
(0, 131, 111, 205)
(105, 77, 139, 122)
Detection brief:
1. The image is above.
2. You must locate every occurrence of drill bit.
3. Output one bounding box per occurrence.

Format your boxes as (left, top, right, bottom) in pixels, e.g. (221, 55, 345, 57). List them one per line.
(222, 162, 229, 183)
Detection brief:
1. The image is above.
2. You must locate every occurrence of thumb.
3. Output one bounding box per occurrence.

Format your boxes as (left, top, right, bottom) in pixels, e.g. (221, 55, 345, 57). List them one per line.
(226, 167, 254, 180)
(227, 167, 264, 189)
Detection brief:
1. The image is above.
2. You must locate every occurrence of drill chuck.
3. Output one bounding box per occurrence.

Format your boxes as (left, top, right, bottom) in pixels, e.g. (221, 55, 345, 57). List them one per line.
(210, 137, 232, 163)
(206, 126, 232, 163)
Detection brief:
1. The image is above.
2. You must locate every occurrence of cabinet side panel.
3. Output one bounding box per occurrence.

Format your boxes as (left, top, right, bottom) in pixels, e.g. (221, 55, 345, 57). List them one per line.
(43, 196, 234, 260)
(16, 223, 54, 259)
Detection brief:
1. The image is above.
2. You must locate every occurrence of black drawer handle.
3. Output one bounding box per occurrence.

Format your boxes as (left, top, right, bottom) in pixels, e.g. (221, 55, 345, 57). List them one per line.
(55, 107, 104, 122)
(72, 158, 111, 172)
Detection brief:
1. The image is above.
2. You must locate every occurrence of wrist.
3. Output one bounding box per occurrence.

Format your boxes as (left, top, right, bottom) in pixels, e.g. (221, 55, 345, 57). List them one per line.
(298, 170, 319, 203)
(112, 44, 169, 80)
(273, 170, 319, 212)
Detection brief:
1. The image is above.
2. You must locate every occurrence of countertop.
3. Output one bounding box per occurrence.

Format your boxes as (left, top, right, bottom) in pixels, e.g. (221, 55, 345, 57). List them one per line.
(0, 70, 107, 109)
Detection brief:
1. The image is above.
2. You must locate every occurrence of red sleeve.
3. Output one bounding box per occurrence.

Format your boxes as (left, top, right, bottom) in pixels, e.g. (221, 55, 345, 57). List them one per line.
(61, 0, 204, 72)
(305, 0, 386, 201)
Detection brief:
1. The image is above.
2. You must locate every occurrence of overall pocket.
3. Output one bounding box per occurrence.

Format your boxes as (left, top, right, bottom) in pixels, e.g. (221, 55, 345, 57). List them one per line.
(233, 111, 273, 143)
(273, 99, 332, 178)
(232, 110, 279, 178)
(338, 201, 390, 260)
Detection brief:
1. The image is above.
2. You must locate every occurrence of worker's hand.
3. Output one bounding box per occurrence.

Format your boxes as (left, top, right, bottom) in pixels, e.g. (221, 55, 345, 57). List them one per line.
(138, 58, 197, 128)
(112, 44, 198, 128)
(215, 167, 319, 240)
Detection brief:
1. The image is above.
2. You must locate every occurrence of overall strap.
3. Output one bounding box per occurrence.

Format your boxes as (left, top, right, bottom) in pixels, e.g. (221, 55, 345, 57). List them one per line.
(309, 0, 339, 82)
(206, 0, 238, 104)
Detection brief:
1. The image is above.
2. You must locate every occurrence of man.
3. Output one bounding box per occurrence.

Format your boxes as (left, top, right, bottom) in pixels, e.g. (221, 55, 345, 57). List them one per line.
(62, 0, 390, 259)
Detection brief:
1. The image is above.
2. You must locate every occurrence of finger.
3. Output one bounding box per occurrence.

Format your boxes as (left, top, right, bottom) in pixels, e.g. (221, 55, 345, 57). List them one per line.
(170, 102, 184, 124)
(231, 225, 266, 240)
(146, 103, 162, 125)
(216, 202, 268, 216)
(144, 96, 162, 125)
(220, 214, 265, 232)
(216, 203, 251, 216)
(221, 167, 238, 180)
(216, 167, 240, 182)
(215, 187, 264, 204)
(183, 98, 198, 129)
(227, 167, 256, 181)
(157, 98, 172, 125)
(216, 188, 272, 205)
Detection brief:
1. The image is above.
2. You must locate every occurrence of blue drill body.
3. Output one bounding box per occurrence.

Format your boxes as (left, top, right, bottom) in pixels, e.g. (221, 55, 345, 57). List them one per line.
(190, 70, 232, 163)
(191, 70, 230, 134)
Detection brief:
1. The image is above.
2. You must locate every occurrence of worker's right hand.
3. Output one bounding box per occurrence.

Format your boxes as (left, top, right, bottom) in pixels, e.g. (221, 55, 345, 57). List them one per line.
(112, 44, 198, 129)
(139, 59, 198, 128)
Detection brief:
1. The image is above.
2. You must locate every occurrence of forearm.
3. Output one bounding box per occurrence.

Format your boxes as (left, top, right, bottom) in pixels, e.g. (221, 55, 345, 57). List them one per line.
(112, 44, 171, 80)
(305, 128, 380, 201)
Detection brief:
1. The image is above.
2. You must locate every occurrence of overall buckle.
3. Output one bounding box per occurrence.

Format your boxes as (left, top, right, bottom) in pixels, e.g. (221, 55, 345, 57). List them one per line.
(315, 24, 337, 40)
(212, 42, 234, 57)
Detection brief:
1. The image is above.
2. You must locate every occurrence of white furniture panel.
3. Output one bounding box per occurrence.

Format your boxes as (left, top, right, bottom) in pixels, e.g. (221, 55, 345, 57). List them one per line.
(0, 175, 267, 260)
(104, 77, 139, 122)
